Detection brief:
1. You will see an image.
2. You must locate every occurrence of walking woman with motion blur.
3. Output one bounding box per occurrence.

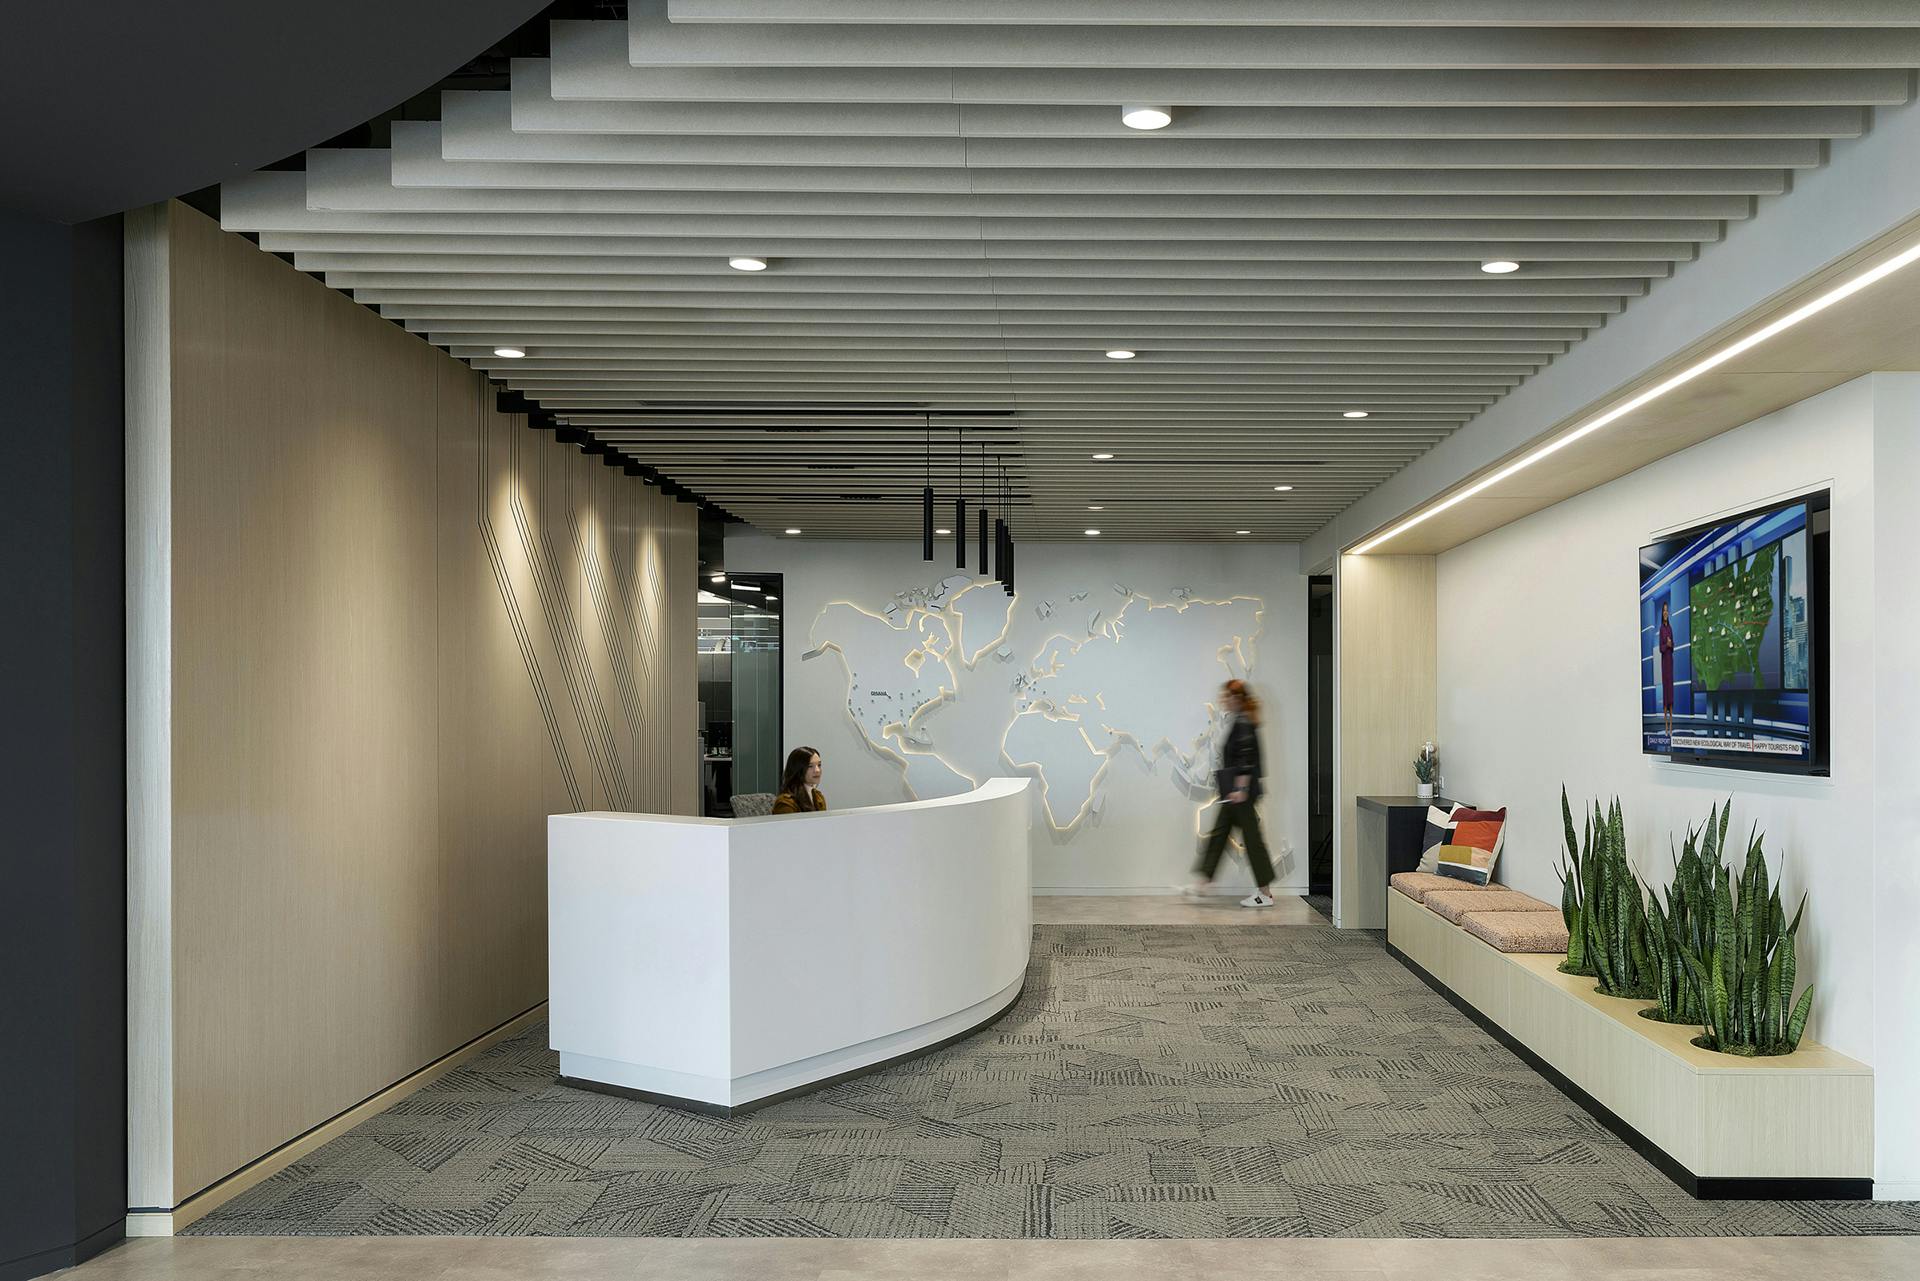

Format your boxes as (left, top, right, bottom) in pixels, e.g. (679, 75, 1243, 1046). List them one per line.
(771, 746, 827, 814)
(1185, 679, 1277, 907)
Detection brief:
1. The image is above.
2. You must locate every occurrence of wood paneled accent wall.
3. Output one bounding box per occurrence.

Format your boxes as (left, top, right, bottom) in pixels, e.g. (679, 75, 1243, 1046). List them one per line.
(1334, 554, 1437, 930)
(126, 202, 696, 1210)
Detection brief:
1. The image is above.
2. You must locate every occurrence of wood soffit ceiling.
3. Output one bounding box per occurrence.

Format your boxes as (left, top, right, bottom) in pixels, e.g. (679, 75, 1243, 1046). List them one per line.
(1362, 213, 1920, 556)
(217, 0, 1920, 542)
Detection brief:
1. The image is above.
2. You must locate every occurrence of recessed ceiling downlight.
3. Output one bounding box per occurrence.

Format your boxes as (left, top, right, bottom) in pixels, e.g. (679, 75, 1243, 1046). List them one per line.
(1343, 410, 1369, 419)
(1480, 259, 1521, 275)
(729, 256, 769, 271)
(1236, 530, 1251, 535)
(1273, 485, 1295, 492)
(493, 346, 526, 358)
(1105, 349, 1136, 360)
(1121, 104, 1172, 130)
(1085, 529, 1102, 536)
(784, 527, 802, 535)
(935, 528, 952, 536)
(1092, 453, 1114, 460)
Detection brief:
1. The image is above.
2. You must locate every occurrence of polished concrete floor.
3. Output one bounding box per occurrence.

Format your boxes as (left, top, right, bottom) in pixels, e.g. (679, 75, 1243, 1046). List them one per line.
(67, 1233, 1920, 1280)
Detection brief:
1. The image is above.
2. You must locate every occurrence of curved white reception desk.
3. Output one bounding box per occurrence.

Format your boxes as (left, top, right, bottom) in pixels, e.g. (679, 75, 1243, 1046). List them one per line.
(548, 777, 1033, 1114)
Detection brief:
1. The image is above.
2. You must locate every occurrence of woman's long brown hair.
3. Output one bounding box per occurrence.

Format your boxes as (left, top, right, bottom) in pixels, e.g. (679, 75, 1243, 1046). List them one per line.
(779, 746, 821, 810)
(1224, 679, 1261, 727)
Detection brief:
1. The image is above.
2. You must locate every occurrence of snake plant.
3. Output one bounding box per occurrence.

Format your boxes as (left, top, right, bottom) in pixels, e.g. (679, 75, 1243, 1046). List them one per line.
(1556, 788, 1653, 998)
(1675, 826, 1814, 1056)
(1640, 802, 1727, 1025)
(1556, 786, 1593, 977)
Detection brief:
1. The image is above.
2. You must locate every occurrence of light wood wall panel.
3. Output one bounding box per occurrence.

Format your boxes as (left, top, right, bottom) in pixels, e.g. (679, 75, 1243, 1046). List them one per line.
(1334, 553, 1437, 930)
(128, 202, 698, 1209)
(125, 203, 176, 1210)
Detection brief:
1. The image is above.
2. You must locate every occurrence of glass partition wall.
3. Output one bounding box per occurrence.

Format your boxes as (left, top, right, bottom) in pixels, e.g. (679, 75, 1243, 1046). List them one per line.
(698, 572, 783, 816)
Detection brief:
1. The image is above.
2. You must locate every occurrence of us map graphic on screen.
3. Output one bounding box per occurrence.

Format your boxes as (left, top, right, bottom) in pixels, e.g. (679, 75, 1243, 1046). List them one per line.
(1689, 540, 1779, 694)
(1639, 501, 1813, 765)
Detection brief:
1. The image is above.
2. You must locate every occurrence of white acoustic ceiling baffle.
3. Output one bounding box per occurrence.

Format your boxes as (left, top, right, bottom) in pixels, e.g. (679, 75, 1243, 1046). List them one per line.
(217, 0, 1920, 540)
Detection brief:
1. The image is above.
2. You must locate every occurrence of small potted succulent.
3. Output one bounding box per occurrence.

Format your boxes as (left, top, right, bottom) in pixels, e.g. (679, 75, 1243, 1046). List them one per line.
(1414, 741, 1439, 800)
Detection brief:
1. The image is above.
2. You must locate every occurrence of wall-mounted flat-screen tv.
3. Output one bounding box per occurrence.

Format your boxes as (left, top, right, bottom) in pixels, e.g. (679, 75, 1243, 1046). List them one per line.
(1638, 491, 1830, 775)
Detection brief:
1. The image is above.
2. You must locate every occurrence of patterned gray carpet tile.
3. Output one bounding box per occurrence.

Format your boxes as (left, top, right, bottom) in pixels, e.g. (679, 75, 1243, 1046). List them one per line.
(189, 925, 1920, 1239)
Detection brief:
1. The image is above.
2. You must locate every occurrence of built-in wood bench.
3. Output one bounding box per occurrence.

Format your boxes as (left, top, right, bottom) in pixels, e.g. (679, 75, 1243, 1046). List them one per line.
(1387, 883, 1873, 1200)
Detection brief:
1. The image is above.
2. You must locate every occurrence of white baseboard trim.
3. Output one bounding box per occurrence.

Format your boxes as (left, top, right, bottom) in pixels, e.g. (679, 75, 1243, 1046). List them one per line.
(1033, 885, 1311, 897)
(127, 1000, 547, 1235)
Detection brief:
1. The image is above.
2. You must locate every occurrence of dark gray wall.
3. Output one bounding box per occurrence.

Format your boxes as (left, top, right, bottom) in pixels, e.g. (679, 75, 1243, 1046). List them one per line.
(0, 1, 549, 222)
(0, 213, 128, 1281)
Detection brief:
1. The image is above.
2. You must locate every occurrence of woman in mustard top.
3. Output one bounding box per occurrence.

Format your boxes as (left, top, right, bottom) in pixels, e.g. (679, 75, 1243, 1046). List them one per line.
(771, 746, 826, 814)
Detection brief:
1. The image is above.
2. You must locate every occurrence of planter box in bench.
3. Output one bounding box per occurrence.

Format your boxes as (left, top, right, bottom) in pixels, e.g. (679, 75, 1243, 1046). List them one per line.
(1387, 887, 1873, 1199)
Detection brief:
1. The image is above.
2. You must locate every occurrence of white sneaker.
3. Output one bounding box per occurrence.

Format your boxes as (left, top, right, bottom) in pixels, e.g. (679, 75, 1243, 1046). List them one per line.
(1240, 892, 1275, 908)
(1180, 883, 1208, 902)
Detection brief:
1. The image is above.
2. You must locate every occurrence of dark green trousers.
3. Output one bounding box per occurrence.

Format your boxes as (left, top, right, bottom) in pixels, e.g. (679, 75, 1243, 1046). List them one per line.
(1196, 799, 1276, 887)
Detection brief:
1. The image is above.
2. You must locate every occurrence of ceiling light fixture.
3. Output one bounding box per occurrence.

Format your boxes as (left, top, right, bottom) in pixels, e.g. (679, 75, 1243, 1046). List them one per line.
(954, 423, 968, 571)
(1087, 505, 1105, 511)
(978, 440, 990, 577)
(1105, 349, 1136, 360)
(1236, 530, 1251, 535)
(996, 458, 1014, 595)
(1085, 529, 1102, 536)
(921, 414, 935, 563)
(1354, 236, 1920, 555)
(709, 574, 726, 583)
(936, 528, 952, 536)
(1480, 259, 1521, 275)
(729, 256, 768, 271)
(994, 456, 1007, 587)
(1343, 410, 1370, 419)
(493, 346, 525, 359)
(1092, 453, 1114, 460)
(1273, 485, 1295, 492)
(1121, 104, 1172, 130)
(784, 527, 802, 535)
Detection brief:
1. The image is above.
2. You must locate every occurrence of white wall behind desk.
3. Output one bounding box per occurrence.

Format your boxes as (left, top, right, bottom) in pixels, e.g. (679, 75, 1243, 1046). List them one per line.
(727, 534, 1309, 894)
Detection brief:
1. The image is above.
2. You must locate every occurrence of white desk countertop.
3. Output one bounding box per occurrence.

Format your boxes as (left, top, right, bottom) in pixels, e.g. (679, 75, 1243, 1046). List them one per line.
(548, 777, 1033, 1113)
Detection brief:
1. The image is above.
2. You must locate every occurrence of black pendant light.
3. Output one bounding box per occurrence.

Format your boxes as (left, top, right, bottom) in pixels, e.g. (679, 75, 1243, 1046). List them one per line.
(977, 440, 990, 577)
(953, 423, 967, 569)
(1005, 462, 1017, 597)
(998, 455, 1013, 587)
(921, 413, 934, 561)
(999, 460, 1013, 595)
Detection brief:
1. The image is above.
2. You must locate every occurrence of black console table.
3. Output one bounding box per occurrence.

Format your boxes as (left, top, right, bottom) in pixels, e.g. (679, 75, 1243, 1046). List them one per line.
(1349, 795, 1460, 928)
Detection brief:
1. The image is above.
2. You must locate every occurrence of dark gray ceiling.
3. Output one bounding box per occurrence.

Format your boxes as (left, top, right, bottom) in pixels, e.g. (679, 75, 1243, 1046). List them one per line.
(215, 0, 1920, 540)
(0, 0, 548, 223)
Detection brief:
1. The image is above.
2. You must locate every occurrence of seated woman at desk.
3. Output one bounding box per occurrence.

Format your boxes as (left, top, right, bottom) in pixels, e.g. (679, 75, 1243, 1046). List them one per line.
(771, 746, 826, 814)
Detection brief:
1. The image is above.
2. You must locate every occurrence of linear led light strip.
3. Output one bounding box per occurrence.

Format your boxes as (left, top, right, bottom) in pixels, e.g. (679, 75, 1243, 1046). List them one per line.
(1352, 239, 1920, 555)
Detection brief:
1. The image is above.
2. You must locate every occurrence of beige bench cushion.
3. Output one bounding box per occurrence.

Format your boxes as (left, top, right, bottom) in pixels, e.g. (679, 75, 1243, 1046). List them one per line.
(1425, 887, 1551, 924)
(1462, 910, 1570, 954)
(1389, 871, 1493, 903)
